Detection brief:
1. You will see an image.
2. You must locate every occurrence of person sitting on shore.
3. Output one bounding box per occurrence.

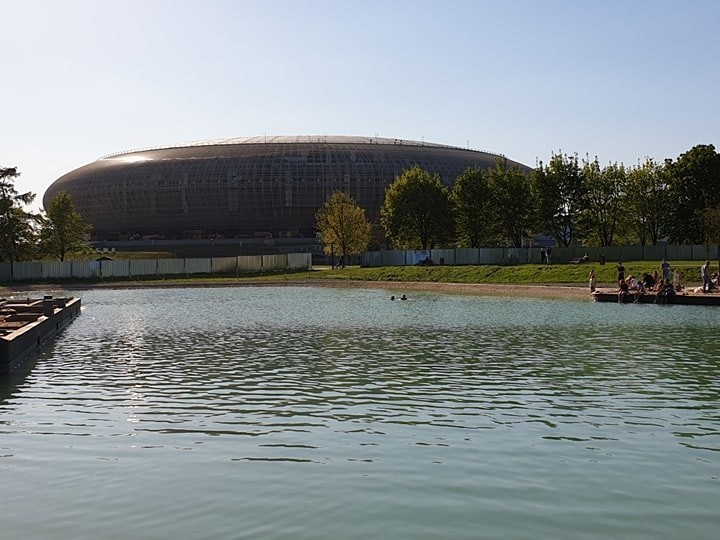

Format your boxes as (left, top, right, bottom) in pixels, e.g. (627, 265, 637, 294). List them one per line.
(625, 275, 643, 302)
(655, 278, 676, 304)
(618, 279, 629, 303)
(642, 272, 655, 291)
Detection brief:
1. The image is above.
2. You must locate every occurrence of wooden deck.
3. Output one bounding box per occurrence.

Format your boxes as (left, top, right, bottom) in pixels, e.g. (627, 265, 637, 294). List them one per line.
(592, 289, 720, 306)
(1, 296, 81, 374)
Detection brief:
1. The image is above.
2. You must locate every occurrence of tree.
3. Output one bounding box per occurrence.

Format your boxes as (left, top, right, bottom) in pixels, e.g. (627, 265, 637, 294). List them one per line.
(315, 191, 371, 267)
(0, 166, 38, 262)
(531, 152, 585, 247)
(579, 158, 626, 246)
(380, 166, 454, 249)
(451, 166, 492, 248)
(665, 144, 720, 244)
(624, 158, 669, 246)
(39, 191, 93, 261)
(698, 205, 720, 273)
(486, 158, 535, 247)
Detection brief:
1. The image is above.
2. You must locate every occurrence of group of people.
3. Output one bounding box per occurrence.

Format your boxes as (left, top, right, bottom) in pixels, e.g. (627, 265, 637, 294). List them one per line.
(390, 294, 408, 301)
(588, 259, 686, 303)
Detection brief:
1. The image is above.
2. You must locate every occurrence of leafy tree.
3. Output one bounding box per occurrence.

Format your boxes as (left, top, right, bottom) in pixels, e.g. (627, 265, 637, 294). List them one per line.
(0, 166, 38, 262)
(698, 205, 720, 268)
(624, 158, 669, 246)
(579, 158, 626, 246)
(315, 191, 371, 267)
(451, 166, 492, 248)
(486, 158, 535, 247)
(39, 191, 93, 261)
(380, 166, 454, 249)
(665, 144, 720, 244)
(531, 152, 584, 247)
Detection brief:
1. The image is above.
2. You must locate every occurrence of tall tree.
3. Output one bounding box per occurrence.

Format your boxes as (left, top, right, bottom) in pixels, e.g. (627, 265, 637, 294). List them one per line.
(624, 158, 669, 246)
(0, 167, 38, 262)
(486, 158, 534, 247)
(452, 166, 492, 248)
(665, 144, 720, 244)
(531, 152, 585, 247)
(39, 191, 93, 261)
(315, 191, 371, 267)
(579, 159, 626, 247)
(380, 166, 454, 249)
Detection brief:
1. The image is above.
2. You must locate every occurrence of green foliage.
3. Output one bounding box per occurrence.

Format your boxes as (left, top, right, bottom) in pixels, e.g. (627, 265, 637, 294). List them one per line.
(451, 166, 492, 248)
(579, 158, 625, 246)
(531, 152, 584, 247)
(665, 144, 720, 244)
(0, 166, 38, 262)
(39, 191, 93, 261)
(381, 166, 454, 249)
(315, 191, 372, 264)
(623, 158, 669, 246)
(486, 158, 535, 247)
(697, 205, 720, 253)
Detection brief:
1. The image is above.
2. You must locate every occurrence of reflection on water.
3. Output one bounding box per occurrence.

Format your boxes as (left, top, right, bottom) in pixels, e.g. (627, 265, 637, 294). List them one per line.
(1, 287, 719, 540)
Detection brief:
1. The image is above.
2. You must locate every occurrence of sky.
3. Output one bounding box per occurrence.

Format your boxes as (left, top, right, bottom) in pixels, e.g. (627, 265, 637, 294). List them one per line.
(2, 0, 719, 211)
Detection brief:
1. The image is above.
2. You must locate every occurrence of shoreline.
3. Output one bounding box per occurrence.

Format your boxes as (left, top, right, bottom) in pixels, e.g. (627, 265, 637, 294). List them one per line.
(1, 279, 593, 301)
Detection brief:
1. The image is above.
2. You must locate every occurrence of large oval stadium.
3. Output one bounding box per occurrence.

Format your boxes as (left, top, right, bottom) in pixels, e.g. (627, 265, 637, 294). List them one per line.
(44, 136, 529, 241)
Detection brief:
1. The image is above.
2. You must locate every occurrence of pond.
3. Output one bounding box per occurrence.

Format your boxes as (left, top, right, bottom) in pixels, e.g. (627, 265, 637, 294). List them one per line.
(1, 286, 719, 540)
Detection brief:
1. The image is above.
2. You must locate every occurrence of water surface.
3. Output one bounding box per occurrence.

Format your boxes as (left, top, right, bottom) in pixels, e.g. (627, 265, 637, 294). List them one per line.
(1, 286, 718, 539)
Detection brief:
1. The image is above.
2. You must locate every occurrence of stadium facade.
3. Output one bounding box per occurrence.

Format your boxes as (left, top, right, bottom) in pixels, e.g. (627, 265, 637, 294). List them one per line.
(44, 136, 529, 241)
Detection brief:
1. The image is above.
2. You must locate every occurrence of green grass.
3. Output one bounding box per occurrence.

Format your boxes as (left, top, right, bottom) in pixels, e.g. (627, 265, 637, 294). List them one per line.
(297, 261, 706, 286)
(2, 261, 709, 289)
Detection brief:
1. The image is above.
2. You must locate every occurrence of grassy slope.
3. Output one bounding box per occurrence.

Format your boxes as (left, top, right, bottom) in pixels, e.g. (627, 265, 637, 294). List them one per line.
(2, 262, 706, 289)
(302, 262, 702, 286)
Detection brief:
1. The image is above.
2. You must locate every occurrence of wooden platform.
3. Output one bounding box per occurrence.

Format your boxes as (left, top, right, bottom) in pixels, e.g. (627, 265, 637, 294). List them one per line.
(592, 289, 720, 306)
(0, 296, 81, 374)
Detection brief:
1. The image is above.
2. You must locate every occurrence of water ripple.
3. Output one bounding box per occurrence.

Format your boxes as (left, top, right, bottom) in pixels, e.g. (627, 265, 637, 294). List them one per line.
(1, 287, 719, 540)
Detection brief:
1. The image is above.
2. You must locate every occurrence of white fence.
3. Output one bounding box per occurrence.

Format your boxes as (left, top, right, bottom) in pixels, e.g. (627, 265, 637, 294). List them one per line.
(361, 245, 720, 267)
(0, 253, 312, 282)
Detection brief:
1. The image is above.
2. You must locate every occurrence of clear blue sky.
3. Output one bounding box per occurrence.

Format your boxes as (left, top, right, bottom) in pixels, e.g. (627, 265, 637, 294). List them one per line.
(2, 0, 718, 211)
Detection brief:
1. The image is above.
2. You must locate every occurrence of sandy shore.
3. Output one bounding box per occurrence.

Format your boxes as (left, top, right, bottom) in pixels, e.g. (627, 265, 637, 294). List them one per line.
(1, 279, 593, 301)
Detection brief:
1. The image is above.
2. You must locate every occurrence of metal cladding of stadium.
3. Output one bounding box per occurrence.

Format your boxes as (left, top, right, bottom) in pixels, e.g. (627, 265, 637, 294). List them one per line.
(44, 135, 530, 253)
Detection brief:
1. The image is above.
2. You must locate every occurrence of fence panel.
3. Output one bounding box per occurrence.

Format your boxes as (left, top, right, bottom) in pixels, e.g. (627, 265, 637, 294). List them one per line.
(478, 248, 504, 265)
(130, 259, 158, 277)
(690, 245, 713, 261)
(404, 250, 431, 265)
(642, 245, 666, 261)
(0, 262, 11, 282)
(157, 258, 186, 275)
(101, 260, 130, 278)
(454, 249, 478, 265)
(666, 245, 692, 260)
(238, 255, 263, 273)
(185, 258, 212, 275)
(72, 261, 100, 278)
(429, 249, 455, 265)
(12, 262, 43, 280)
(361, 251, 383, 267)
(212, 257, 237, 273)
(41, 261, 73, 279)
(380, 251, 406, 266)
(262, 254, 287, 271)
(287, 253, 311, 270)
(619, 246, 643, 262)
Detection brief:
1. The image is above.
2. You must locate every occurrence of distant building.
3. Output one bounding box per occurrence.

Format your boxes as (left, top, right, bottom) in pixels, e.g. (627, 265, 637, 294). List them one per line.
(44, 135, 529, 240)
